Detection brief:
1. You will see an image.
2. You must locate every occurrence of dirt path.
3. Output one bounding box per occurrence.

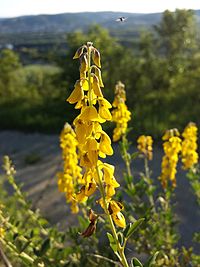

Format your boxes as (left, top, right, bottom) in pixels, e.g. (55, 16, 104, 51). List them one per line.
(0, 131, 199, 250)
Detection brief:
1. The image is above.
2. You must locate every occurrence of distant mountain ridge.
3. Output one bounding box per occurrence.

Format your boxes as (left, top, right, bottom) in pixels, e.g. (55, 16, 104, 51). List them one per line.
(1, 10, 200, 47)
(0, 11, 164, 34)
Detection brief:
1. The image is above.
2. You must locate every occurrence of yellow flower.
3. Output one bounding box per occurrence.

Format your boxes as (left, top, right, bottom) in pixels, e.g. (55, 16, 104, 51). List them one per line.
(160, 129, 182, 189)
(67, 80, 84, 104)
(112, 81, 131, 141)
(181, 122, 198, 169)
(111, 212, 126, 228)
(137, 135, 153, 160)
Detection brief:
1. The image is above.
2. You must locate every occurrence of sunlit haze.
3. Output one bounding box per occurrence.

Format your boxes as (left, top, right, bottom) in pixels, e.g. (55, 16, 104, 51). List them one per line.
(0, 0, 200, 18)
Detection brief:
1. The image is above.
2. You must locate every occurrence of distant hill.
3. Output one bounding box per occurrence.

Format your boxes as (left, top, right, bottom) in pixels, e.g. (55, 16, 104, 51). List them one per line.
(0, 11, 199, 48)
(0, 12, 162, 34)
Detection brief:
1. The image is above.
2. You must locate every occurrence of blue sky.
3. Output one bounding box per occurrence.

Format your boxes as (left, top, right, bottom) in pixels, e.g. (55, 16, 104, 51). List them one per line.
(0, 0, 200, 18)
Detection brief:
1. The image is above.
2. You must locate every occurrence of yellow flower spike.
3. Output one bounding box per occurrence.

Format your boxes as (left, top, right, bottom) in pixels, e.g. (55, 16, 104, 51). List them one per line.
(99, 132, 113, 155)
(92, 47, 101, 68)
(65, 43, 129, 266)
(137, 135, 153, 160)
(67, 80, 84, 104)
(57, 123, 83, 212)
(181, 122, 198, 169)
(79, 106, 99, 121)
(160, 129, 182, 189)
(112, 81, 131, 142)
(92, 75, 103, 97)
(111, 212, 126, 228)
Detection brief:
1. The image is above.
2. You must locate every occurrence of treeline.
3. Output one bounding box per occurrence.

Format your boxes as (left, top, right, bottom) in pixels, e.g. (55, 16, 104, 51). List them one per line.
(0, 9, 199, 137)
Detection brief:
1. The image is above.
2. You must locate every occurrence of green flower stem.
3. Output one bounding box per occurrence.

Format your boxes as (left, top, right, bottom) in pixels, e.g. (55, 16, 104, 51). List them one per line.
(0, 242, 12, 267)
(122, 135, 132, 179)
(87, 43, 92, 107)
(144, 156, 156, 212)
(96, 167, 129, 267)
(7, 174, 48, 236)
(1, 239, 34, 264)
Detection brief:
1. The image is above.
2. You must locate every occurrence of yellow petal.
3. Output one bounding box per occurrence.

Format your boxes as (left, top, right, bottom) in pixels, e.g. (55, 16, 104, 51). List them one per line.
(93, 75, 103, 97)
(67, 80, 84, 104)
(98, 98, 112, 109)
(79, 106, 99, 121)
(106, 185, 116, 198)
(85, 182, 97, 196)
(82, 79, 89, 91)
(99, 106, 112, 120)
(92, 48, 101, 68)
(95, 68, 104, 87)
(108, 200, 124, 214)
(86, 137, 99, 151)
(99, 132, 113, 155)
(76, 186, 88, 203)
(73, 45, 86, 59)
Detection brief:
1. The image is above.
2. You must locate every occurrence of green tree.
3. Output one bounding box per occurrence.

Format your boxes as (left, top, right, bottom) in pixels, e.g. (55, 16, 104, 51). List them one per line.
(0, 49, 21, 97)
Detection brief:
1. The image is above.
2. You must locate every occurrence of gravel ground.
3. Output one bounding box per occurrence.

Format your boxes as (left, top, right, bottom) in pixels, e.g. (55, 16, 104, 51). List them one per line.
(0, 130, 199, 251)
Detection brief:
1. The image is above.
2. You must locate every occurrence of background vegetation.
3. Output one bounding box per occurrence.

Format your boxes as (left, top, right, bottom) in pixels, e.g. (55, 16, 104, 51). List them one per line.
(0, 9, 200, 138)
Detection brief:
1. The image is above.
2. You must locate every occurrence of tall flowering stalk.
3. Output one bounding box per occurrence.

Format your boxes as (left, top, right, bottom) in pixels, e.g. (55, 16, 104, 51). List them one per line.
(181, 122, 198, 170)
(112, 81, 131, 142)
(112, 81, 132, 179)
(160, 129, 182, 189)
(66, 42, 130, 266)
(137, 135, 153, 161)
(182, 122, 200, 205)
(137, 135, 155, 209)
(57, 123, 83, 213)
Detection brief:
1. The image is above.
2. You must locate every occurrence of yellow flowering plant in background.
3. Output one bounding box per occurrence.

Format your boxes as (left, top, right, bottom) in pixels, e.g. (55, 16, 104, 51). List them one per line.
(160, 129, 182, 189)
(137, 135, 153, 161)
(112, 81, 131, 142)
(57, 123, 83, 213)
(182, 122, 198, 170)
(112, 81, 133, 181)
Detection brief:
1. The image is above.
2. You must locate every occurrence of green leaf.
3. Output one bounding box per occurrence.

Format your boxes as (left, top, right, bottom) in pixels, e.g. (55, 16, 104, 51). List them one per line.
(123, 223, 132, 238)
(107, 232, 117, 253)
(117, 232, 123, 246)
(131, 152, 140, 160)
(131, 257, 143, 267)
(144, 251, 159, 267)
(39, 238, 50, 256)
(123, 218, 145, 239)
